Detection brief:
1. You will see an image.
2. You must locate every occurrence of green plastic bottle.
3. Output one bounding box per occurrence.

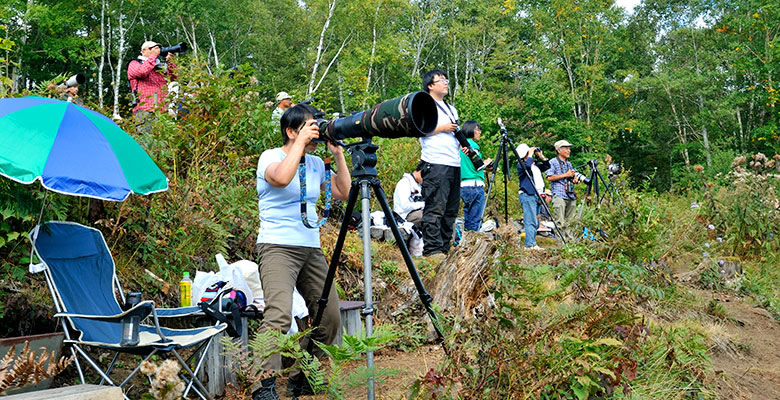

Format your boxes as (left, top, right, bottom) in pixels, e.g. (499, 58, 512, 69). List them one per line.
(180, 272, 192, 307)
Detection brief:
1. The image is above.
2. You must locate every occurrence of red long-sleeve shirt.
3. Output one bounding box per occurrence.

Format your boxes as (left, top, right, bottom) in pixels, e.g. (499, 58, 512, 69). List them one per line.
(127, 53, 177, 115)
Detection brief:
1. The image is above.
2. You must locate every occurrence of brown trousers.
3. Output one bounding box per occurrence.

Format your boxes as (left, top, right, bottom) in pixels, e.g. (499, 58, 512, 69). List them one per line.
(254, 243, 341, 373)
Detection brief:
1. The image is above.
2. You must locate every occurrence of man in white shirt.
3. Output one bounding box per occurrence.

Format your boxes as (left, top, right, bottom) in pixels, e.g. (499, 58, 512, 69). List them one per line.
(271, 91, 293, 123)
(418, 69, 460, 257)
(393, 165, 424, 226)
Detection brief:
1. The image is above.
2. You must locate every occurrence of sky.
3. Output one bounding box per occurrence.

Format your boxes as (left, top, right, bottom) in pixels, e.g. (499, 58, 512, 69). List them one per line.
(614, 0, 642, 14)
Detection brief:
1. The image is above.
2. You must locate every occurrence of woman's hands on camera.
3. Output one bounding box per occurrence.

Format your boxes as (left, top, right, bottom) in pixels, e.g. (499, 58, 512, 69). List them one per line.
(297, 119, 320, 144)
(327, 140, 344, 156)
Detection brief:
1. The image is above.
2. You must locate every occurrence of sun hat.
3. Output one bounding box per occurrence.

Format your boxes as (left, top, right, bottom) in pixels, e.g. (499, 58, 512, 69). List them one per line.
(554, 140, 573, 151)
(141, 41, 159, 50)
(516, 143, 531, 157)
(275, 91, 292, 102)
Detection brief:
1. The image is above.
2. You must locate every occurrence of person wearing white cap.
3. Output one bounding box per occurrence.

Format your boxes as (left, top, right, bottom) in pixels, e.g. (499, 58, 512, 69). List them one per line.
(546, 139, 578, 239)
(271, 91, 294, 123)
(127, 40, 177, 131)
(515, 143, 543, 250)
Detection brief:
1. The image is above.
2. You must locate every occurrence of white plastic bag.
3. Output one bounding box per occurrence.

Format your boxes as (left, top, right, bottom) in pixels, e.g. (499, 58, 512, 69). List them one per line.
(190, 262, 253, 307)
(408, 225, 423, 257)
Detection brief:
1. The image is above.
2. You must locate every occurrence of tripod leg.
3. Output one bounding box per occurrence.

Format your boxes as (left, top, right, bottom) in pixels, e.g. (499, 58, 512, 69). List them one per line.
(359, 181, 376, 400)
(502, 138, 510, 224)
(370, 180, 449, 349)
(478, 143, 504, 231)
(307, 181, 360, 352)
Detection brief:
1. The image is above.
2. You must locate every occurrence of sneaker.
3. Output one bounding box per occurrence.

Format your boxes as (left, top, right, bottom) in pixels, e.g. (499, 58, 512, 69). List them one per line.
(252, 377, 280, 400)
(527, 245, 544, 251)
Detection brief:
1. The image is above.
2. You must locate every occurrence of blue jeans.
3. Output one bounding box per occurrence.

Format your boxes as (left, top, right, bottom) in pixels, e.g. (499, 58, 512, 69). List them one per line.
(461, 185, 485, 231)
(519, 192, 539, 247)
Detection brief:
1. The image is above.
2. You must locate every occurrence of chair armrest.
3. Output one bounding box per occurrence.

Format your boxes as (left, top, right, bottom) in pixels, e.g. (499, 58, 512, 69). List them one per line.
(54, 301, 154, 322)
(155, 306, 201, 318)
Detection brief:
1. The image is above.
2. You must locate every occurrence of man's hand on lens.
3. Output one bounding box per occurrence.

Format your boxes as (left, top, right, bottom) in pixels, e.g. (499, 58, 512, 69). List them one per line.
(166, 52, 175, 63)
(564, 170, 575, 178)
(443, 122, 458, 132)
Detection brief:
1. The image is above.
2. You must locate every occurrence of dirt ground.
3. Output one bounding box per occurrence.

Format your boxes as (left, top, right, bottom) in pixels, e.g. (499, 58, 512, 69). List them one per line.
(702, 289, 780, 400)
(280, 345, 445, 400)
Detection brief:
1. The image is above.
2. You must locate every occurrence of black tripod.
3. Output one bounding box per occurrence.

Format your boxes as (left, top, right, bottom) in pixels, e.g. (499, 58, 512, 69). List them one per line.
(478, 119, 566, 243)
(308, 139, 447, 400)
(575, 159, 624, 217)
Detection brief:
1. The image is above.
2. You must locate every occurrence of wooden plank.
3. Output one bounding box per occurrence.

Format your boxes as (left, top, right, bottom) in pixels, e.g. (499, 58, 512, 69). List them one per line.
(3, 384, 122, 400)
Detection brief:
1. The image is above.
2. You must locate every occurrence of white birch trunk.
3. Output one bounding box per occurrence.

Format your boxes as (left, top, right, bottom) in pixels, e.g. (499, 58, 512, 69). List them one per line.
(311, 34, 351, 94)
(308, 0, 337, 95)
(98, 0, 106, 108)
(208, 30, 219, 69)
(112, 0, 134, 120)
(363, 1, 380, 108)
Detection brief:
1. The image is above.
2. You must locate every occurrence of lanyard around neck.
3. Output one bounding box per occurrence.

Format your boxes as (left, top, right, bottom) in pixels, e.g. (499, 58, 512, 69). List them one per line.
(435, 101, 457, 124)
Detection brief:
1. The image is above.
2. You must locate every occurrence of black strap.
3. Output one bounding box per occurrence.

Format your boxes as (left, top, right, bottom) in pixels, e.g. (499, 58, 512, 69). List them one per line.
(199, 300, 242, 338)
(434, 100, 457, 125)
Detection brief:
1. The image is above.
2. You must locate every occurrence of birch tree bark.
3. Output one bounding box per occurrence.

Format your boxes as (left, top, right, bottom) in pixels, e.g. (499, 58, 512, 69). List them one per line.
(98, 0, 106, 109)
(307, 0, 337, 95)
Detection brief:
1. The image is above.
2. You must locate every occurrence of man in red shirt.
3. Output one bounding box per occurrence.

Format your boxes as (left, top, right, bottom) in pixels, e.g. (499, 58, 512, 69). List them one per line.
(127, 40, 177, 132)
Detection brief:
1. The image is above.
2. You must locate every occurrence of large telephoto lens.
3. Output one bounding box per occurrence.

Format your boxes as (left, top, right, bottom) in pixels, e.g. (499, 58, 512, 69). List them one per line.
(321, 91, 437, 142)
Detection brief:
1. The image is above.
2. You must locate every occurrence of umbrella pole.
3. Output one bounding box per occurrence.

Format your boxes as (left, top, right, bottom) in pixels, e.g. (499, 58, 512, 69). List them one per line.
(35, 190, 49, 228)
(30, 190, 50, 267)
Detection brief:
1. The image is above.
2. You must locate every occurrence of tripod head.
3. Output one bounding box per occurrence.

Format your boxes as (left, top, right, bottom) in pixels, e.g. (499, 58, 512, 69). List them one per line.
(346, 139, 379, 178)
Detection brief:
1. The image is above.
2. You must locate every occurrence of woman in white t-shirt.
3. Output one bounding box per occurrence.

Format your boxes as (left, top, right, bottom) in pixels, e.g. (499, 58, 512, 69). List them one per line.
(252, 104, 351, 398)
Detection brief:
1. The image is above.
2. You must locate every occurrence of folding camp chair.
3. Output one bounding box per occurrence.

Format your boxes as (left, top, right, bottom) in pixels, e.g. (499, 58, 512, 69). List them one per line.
(29, 221, 227, 400)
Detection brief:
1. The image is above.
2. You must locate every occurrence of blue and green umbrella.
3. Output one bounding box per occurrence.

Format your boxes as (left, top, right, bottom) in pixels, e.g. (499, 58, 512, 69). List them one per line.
(0, 96, 168, 201)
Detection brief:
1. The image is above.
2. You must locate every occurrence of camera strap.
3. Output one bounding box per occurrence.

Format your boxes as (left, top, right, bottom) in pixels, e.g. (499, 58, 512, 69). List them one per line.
(299, 155, 331, 229)
(552, 157, 575, 196)
(435, 100, 457, 126)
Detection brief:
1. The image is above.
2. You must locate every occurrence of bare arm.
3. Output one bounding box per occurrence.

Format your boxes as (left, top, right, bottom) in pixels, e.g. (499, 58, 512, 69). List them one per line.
(327, 142, 351, 200)
(264, 120, 319, 187)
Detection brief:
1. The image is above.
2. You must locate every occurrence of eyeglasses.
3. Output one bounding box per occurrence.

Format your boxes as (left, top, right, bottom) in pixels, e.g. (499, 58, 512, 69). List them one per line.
(432, 79, 449, 84)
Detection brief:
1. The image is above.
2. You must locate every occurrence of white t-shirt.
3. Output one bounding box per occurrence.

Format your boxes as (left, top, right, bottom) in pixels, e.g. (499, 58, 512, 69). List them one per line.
(393, 173, 424, 219)
(256, 148, 326, 247)
(532, 164, 545, 195)
(420, 100, 460, 167)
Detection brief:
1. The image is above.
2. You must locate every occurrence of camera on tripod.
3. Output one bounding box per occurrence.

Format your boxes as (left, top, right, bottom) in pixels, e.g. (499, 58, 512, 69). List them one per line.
(607, 163, 622, 178)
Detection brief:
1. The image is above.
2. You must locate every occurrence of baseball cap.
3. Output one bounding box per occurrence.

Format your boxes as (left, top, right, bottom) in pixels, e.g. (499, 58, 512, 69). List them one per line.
(516, 143, 531, 157)
(276, 91, 292, 102)
(554, 140, 573, 151)
(141, 41, 160, 50)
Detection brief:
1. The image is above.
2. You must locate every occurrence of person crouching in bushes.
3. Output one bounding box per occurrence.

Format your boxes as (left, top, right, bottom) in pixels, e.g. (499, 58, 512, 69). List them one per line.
(252, 104, 351, 399)
(459, 120, 492, 231)
(516, 143, 544, 251)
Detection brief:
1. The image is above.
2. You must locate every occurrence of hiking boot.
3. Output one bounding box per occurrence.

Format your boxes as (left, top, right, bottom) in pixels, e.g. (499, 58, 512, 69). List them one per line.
(252, 377, 280, 400)
(286, 374, 324, 396)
